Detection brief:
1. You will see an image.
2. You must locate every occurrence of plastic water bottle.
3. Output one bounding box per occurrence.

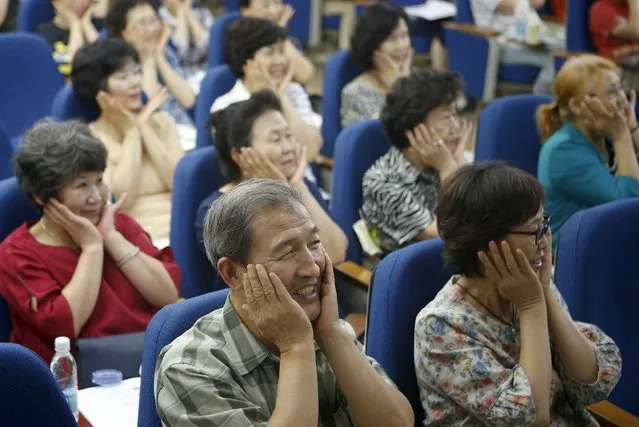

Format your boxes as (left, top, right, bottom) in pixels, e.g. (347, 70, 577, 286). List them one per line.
(50, 336, 79, 421)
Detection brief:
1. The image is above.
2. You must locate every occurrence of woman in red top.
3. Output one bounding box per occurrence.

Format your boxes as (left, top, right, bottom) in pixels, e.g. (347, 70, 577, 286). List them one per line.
(0, 120, 181, 363)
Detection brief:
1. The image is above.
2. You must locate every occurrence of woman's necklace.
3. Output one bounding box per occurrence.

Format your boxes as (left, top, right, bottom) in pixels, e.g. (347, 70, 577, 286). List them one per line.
(39, 220, 78, 251)
(456, 282, 517, 326)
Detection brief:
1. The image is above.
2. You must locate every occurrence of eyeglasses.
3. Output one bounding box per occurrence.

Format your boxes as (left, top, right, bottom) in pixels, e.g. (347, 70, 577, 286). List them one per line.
(508, 216, 550, 246)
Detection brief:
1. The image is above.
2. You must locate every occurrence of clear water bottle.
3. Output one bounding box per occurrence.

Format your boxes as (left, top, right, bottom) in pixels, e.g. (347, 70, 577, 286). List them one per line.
(50, 336, 79, 421)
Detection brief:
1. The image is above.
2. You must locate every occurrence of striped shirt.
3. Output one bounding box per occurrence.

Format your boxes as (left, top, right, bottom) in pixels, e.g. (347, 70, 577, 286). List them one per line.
(155, 296, 394, 426)
(361, 146, 439, 253)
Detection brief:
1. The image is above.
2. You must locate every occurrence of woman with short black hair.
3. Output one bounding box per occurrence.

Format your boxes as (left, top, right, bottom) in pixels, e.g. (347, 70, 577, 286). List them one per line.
(72, 39, 185, 241)
(0, 120, 181, 364)
(414, 162, 621, 426)
(341, 3, 421, 128)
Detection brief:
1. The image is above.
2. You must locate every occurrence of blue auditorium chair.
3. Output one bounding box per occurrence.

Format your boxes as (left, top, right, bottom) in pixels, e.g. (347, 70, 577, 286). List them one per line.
(475, 94, 552, 175)
(138, 289, 230, 427)
(0, 343, 78, 426)
(195, 65, 236, 149)
(17, 0, 54, 32)
(0, 33, 64, 149)
(320, 50, 361, 158)
(0, 120, 13, 181)
(331, 119, 390, 264)
(0, 177, 40, 342)
(51, 84, 101, 122)
(445, 0, 542, 102)
(555, 199, 639, 416)
(553, 0, 595, 71)
(170, 147, 227, 298)
(365, 239, 452, 426)
(207, 11, 241, 68)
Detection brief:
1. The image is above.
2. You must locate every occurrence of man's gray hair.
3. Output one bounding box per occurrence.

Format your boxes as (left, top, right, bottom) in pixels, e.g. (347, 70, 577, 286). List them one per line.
(203, 178, 306, 267)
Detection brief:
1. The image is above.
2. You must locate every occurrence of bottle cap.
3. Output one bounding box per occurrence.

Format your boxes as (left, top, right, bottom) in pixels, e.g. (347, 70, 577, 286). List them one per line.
(54, 336, 71, 353)
(92, 369, 123, 387)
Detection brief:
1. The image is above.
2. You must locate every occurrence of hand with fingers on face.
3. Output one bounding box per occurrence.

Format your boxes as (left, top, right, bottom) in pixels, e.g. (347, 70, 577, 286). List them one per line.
(622, 89, 637, 130)
(245, 59, 276, 94)
(450, 118, 473, 165)
(581, 95, 629, 140)
(538, 229, 553, 293)
(137, 87, 168, 125)
(287, 143, 307, 187)
(81, 4, 95, 24)
(96, 91, 137, 131)
(53, 1, 80, 25)
(124, 26, 155, 59)
(237, 147, 287, 181)
(373, 51, 402, 90)
(97, 192, 128, 238)
(312, 250, 340, 338)
(44, 199, 103, 250)
(155, 22, 171, 58)
(242, 264, 313, 353)
(478, 241, 544, 311)
(406, 124, 455, 171)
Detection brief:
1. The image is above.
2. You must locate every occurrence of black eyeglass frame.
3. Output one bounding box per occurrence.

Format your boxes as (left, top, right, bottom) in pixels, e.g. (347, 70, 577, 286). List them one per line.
(507, 216, 550, 246)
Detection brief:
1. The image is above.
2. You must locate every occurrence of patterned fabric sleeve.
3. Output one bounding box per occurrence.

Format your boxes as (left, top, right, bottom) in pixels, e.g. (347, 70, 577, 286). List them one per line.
(340, 86, 371, 128)
(549, 285, 622, 408)
(414, 312, 536, 426)
(156, 361, 269, 427)
(285, 83, 322, 128)
(361, 172, 433, 247)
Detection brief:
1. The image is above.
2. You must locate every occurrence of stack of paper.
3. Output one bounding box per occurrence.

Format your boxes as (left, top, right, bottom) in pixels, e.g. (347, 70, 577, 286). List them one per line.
(405, 0, 457, 21)
(78, 377, 141, 427)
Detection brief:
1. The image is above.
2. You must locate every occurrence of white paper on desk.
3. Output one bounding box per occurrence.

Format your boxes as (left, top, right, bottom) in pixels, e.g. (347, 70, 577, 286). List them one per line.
(176, 124, 196, 151)
(405, 0, 457, 21)
(78, 377, 140, 427)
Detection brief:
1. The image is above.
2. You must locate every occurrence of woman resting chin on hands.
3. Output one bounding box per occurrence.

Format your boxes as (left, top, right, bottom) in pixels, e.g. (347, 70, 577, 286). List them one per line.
(414, 162, 621, 426)
(0, 120, 181, 365)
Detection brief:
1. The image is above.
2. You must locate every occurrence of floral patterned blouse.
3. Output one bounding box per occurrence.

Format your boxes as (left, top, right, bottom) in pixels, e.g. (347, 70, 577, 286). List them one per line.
(340, 77, 386, 128)
(414, 277, 622, 426)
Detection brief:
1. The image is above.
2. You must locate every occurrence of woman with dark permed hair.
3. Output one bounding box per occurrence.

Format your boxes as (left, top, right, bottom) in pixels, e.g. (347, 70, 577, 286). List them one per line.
(0, 120, 181, 365)
(414, 162, 621, 426)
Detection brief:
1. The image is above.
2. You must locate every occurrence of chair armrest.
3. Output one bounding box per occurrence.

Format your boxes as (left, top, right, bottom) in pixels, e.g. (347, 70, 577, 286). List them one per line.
(541, 14, 564, 25)
(444, 22, 500, 38)
(344, 313, 366, 338)
(335, 261, 371, 289)
(315, 154, 334, 170)
(588, 401, 639, 426)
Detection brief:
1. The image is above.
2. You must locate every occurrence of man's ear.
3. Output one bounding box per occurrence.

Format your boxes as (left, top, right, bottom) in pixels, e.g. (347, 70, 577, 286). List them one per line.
(217, 257, 245, 291)
(33, 195, 44, 207)
(568, 96, 583, 116)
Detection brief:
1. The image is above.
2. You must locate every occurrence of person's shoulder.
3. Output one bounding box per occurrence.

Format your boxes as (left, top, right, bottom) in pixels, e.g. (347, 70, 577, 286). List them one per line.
(542, 124, 594, 160)
(157, 307, 230, 373)
(0, 223, 40, 267)
(211, 82, 244, 113)
(414, 279, 463, 328)
(590, 0, 618, 14)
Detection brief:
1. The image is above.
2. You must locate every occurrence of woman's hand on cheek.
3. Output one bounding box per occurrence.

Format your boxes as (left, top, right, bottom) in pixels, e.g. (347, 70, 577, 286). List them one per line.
(45, 199, 103, 250)
(97, 192, 128, 238)
(238, 148, 286, 181)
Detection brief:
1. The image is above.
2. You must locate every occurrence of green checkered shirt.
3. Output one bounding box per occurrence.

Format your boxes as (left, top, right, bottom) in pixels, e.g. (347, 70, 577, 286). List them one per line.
(155, 296, 394, 426)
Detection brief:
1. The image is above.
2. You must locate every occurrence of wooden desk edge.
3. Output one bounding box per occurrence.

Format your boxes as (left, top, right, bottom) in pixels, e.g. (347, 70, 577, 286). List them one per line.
(335, 261, 371, 288)
(588, 401, 639, 426)
(444, 22, 500, 38)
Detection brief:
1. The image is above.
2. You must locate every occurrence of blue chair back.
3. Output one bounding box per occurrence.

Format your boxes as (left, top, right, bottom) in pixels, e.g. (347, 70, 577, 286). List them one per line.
(138, 289, 230, 427)
(555, 199, 639, 416)
(17, 0, 54, 32)
(207, 12, 241, 68)
(320, 50, 361, 158)
(0, 177, 40, 341)
(170, 147, 227, 298)
(365, 239, 453, 426)
(566, 0, 595, 53)
(0, 343, 78, 426)
(51, 85, 101, 122)
(456, 0, 474, 24)
(475, 94, 552, 175)
(0, 34, 64, 143)
(331, 120, 390, 264)
(195, 66, 237, 149)
(0, 120, 13, 181)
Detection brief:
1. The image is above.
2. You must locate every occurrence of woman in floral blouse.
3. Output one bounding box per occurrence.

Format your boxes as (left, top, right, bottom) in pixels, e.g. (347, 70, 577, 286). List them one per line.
(414, 162, 621, 426)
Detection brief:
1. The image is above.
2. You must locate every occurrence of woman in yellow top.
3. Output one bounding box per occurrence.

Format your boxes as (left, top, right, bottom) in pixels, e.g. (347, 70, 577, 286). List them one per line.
(71, 39, 184, 241)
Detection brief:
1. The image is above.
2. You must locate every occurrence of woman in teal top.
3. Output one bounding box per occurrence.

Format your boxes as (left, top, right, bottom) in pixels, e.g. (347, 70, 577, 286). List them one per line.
(537, 54, 639, 249)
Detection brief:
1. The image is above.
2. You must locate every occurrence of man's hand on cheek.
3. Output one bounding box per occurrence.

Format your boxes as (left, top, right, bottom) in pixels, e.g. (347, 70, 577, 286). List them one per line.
(313, 250, 341, 341)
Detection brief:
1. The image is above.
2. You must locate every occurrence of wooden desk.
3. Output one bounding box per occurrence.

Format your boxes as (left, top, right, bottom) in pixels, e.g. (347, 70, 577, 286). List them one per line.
(78, 413, 92, 427)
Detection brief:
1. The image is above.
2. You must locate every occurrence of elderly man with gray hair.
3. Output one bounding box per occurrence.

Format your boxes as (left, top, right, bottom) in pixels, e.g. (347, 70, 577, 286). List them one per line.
(155, 178, 413, 427)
